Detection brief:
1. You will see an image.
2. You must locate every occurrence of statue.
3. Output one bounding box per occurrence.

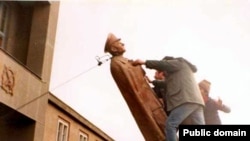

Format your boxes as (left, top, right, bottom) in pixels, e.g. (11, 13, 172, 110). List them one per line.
(104, 33, 167, 141)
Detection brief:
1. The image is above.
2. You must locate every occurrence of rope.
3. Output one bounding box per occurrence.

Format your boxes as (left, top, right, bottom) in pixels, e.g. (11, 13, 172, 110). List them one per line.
(13, 55, 111, 112)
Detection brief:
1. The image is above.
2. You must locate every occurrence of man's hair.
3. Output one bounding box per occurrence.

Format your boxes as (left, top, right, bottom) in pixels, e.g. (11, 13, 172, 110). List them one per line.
(199, 79, 211, 94)
(162, 56, 175, 61)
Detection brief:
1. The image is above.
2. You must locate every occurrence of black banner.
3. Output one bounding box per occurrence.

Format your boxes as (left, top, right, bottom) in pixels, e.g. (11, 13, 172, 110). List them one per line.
(179, 125, 250, 141)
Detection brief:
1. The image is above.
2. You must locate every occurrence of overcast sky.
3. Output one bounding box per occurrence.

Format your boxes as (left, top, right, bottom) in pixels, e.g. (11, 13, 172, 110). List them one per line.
(50, 0, 250, 140)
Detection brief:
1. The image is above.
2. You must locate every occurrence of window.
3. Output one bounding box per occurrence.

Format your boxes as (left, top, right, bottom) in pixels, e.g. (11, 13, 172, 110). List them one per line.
(56, 119, 69, 141)
(79, 132, 88, 141)
(0, 1, 8, 48)
(0, 1, 53, 78)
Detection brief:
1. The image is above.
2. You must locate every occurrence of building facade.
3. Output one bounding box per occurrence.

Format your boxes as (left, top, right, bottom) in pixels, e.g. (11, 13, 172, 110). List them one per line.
(0, 1, 114, 141)
(45, 93, 114, 141)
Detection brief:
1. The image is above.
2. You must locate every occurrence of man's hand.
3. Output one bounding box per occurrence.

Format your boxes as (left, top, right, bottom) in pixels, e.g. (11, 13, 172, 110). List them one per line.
(132, 59, 145, 66)
(216, 97, 223, 107)
(216, 97, 231, 113)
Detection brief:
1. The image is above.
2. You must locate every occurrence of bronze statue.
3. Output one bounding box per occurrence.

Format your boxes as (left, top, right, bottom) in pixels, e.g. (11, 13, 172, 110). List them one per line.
(104, 33, 167, 141)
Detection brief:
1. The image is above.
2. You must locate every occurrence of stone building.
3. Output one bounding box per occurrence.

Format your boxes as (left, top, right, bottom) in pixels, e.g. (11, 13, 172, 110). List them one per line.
(0, 1, 114, 141)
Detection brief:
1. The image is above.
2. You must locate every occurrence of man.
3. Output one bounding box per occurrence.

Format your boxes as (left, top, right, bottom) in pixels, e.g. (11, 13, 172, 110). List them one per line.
(146, 56, 174, 114)
(146, 70, 166, 112)
(150, 70, 166, 99)
(199, 79, 231, 124)
(132, 57, 205, 141)
(104, 33, 167, 141)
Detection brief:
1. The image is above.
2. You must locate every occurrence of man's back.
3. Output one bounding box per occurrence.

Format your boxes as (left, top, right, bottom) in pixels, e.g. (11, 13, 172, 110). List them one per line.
(145, 58, 204, 112)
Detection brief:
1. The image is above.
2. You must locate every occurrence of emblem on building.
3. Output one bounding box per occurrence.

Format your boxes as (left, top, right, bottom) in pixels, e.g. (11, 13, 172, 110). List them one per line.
(1, 65, 15, 95)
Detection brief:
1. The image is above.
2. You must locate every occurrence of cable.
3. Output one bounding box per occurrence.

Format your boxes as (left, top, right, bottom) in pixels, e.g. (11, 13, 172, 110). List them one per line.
(50, 64, 98, 91)
(12, 55, 111, 112)
(50, 54, 111, 91)
(15, 64, 97, 111)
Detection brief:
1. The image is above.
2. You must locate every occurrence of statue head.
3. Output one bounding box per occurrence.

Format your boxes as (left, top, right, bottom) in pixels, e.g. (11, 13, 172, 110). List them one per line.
(104, 33, 121, 53)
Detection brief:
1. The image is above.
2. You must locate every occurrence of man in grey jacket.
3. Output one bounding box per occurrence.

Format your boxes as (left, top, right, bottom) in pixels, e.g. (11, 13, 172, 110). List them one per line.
(132, 57, 205, 141)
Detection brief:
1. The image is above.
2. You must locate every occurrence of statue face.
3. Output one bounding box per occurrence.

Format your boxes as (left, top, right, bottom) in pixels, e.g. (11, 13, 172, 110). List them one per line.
(109, 40, 126, 55)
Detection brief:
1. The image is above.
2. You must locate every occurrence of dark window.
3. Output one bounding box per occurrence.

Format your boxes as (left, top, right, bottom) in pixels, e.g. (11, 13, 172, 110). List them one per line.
(0, 2, 8, 48)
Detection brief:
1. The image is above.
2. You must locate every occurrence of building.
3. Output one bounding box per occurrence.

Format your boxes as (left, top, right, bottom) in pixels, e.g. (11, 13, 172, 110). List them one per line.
(45, 93, 114, 141)
(0, 1, 114, 141)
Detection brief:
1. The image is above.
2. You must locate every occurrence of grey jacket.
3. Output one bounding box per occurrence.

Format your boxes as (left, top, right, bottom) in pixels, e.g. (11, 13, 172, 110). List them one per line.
(145, 57, 205, 112)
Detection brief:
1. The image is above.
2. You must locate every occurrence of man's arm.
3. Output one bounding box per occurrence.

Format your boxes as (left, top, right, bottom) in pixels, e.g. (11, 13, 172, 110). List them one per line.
(132, 59, 181, 73)
(220, 104, 231, 113)
(216, 98, 231, 113)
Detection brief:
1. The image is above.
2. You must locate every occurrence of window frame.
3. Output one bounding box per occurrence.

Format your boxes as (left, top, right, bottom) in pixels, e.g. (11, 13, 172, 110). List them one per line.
(56, 119, 69, 141)
(79, 131, 88, 141)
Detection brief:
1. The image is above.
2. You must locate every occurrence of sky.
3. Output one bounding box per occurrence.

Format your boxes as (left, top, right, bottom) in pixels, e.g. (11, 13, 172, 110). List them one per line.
(50, 0, 250, 140)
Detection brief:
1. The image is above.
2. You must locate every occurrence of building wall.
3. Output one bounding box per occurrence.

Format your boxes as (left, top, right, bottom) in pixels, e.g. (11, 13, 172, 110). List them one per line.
(44, 95, 114, 141)
(0, 50, 46, 141)
(0, 1, 60, 141)
(0, 1, 114, 141)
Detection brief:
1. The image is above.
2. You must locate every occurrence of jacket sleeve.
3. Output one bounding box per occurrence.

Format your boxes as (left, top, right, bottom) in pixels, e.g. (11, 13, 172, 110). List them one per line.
(211, 98, 231, 113)
(145, 59, 182, 73)
(219, 104, 231, 113)
(152, 80, 165, 87)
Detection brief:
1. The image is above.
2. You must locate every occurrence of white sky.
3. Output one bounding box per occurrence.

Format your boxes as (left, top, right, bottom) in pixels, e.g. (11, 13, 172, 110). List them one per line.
(50, 0, 250, 140)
